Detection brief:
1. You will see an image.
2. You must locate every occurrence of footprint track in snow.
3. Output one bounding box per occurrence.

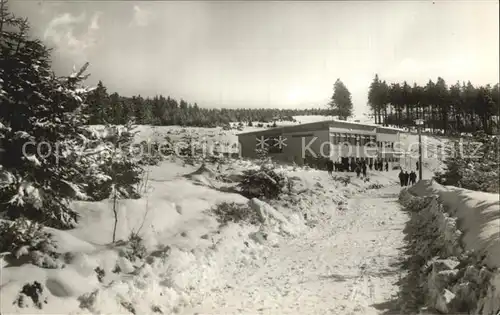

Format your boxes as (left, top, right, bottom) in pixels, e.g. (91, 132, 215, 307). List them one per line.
(182, 185, 407, 315)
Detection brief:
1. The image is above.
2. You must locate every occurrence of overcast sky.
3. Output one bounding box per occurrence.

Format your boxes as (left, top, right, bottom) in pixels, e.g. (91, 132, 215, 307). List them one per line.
(10, 0, 499, 115)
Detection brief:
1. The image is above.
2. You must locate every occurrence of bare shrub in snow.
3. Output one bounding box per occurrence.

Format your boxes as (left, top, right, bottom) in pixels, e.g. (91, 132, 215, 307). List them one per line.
(211, 202, 260, 226)
(367, 183, 383, 189)
(123, 232, 147, 262)
(151, 304, 164, 314)
(0, 218, 62, 268)
(238, 164, 289, 200)
(120, 300, 137, 314)
(77, 289, 99, 312)
(14, 281, 48, 309)
(94, 266, 105, 283)
(332, 174, 351, 186)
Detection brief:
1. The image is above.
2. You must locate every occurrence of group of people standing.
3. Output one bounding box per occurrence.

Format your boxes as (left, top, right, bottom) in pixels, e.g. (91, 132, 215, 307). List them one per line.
(325, 156, 420, 187)
(399, 169, 417, 186)
(325, 158, 390, 179)
(354, 161, 368, 178)
(328, 158, 390, 173)
(371, 159, 389, 172)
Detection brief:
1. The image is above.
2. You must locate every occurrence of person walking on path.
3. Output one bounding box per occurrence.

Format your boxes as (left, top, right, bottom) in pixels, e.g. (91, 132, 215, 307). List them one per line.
(385, 161, 389, 172)
(404, 171, 410, 186)
(398, 169, 405, 187)
(326, 159, 334, 176)
(362, 162, 367, 178)
(409, 171, 417, 185)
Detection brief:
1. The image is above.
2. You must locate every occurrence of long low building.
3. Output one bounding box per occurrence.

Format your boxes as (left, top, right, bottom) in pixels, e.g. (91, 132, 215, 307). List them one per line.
(237, 119, 405, 165)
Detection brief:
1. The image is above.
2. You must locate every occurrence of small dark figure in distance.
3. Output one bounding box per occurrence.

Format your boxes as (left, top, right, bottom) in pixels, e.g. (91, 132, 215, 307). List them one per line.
(416, 161, 419, 171)
(326, 159, 334, 176)
(385, 161, 389, 172)
(369, 162, 373, 170)
(404, 171, 410, 186)
(362, 162, 367, 178)
(355, 165, 361, 177)
(410, 171, 417, 185)
(398, 169, 405, 187)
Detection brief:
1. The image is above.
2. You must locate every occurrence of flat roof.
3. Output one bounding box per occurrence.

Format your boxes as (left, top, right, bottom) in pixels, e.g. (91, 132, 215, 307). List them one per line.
(237, 119, 405, 137)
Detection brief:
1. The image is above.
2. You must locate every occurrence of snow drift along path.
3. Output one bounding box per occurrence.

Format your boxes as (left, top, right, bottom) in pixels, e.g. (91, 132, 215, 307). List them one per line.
(181, 185, 407, 315)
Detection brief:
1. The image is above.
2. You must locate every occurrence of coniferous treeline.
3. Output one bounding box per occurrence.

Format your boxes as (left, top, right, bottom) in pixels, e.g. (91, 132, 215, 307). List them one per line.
(368, 74, 500, 134)
(85, 81, 332, 127)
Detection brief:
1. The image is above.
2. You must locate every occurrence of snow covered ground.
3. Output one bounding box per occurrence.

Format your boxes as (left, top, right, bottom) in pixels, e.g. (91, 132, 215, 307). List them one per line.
(0, 148, 406, 314)
(180, 185, 407, 315)
(1, 121, 454, 314)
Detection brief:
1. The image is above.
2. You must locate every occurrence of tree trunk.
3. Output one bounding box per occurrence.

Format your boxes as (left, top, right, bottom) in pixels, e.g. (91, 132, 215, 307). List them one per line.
(482, 116, 490, 134)
(112, 191, 118, 243)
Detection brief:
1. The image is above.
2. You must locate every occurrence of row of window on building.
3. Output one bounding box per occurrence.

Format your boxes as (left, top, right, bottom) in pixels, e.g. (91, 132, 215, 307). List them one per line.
(264, 135, 396, 154)
(336, 156, 400, 163)
(329, 133, 395, 148)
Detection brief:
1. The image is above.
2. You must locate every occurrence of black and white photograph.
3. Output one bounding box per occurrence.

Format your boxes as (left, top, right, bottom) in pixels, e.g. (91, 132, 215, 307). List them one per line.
(0, 0, 499, 314)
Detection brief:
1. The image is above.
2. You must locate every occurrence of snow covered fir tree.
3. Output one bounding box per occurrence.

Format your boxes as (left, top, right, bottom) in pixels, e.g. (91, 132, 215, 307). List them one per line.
(0, 1, 142, 231)
(0, 5, 94, 228)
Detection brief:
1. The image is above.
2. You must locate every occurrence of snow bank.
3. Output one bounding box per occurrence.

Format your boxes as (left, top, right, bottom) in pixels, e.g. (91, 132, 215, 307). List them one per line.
(408, 180, 500, 270)
(398, 180, 500, 314)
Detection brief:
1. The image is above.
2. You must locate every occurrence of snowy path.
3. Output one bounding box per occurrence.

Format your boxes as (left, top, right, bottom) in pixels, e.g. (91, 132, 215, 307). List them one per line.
(182, 185, 407, 315)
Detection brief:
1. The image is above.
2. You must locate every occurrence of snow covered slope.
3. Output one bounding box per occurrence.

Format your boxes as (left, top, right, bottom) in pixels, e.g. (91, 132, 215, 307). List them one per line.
(1, 152, 400, 314)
